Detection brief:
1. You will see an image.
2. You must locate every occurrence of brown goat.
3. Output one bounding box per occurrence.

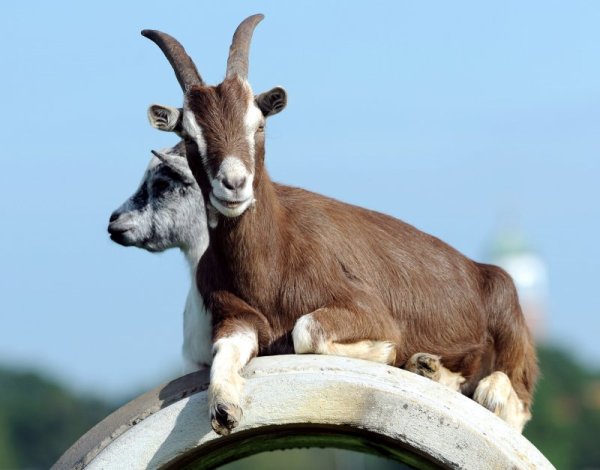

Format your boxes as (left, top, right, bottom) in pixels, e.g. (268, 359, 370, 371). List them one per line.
(142, 14, 538, 436)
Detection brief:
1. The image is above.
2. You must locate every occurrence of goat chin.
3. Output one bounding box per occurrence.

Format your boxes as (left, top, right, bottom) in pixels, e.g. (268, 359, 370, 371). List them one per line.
(209, 193, 254, 218)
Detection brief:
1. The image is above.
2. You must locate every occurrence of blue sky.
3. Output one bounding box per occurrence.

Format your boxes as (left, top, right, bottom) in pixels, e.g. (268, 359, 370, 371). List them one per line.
(1, 1, 599, 397)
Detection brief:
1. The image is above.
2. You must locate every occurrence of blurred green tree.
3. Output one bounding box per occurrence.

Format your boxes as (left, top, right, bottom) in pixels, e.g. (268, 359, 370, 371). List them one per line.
(0, 367, 116, 469)
(525, 345, 600, 469)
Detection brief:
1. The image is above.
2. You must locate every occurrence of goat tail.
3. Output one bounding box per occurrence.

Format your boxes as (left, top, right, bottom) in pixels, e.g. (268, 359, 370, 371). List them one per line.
(479, 263, 539, 411)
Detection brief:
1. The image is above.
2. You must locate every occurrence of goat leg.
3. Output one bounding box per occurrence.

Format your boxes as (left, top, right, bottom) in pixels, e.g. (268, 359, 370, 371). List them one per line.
(292, 306, 399, 365)
(208, 291, 272, 435)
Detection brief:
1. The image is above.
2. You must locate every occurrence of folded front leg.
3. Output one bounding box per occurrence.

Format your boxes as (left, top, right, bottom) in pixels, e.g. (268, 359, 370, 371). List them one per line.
(292, 306, 399, 365)
(208, 291, 272, 436)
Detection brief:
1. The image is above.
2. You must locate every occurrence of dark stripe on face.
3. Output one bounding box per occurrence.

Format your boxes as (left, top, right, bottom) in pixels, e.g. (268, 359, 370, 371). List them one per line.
(132, 184, 149, 207)
(185, 139, 212, 195)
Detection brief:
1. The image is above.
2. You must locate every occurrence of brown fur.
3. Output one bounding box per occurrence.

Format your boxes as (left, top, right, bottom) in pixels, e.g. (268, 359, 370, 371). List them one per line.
(179, 78, 538, 414)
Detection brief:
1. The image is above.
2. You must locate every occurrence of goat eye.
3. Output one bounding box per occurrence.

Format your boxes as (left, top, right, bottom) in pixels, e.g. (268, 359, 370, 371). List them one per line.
(257, 124, 265, 132)
(152, 180, 170, 193)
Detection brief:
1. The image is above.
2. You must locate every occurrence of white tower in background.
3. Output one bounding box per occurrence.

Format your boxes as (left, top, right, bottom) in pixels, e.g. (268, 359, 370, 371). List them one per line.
(488, 223, 548, 339)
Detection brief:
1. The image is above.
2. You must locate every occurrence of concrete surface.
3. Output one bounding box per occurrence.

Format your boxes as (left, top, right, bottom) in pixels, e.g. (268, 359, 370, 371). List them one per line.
(53, 355, 554, 469)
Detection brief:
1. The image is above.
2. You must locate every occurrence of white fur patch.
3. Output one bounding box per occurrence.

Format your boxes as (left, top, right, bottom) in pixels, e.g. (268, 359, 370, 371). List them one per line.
(210, 156, 255, 217)
(206, 203, 220, 229)
(328, 340, 396, 365)
(181, 287, 212, 374)
(292, 314, 317, 354)
(209, 330, 258, 408)
(473, 371, 530, 432)
(211, 331, 257, 383)
(182, 108, 208, 166)
(243, 98, 262, 164)
(293, 314, 395, 365)
(436, 366, 465, 391)
(217, 156, 251, 187)
(209, 193, 254, 218)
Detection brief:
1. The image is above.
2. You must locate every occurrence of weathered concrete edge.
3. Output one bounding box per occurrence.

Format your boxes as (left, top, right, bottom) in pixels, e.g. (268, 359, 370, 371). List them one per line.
(53, 355, 555, 470)
(52, 369, 210, 470)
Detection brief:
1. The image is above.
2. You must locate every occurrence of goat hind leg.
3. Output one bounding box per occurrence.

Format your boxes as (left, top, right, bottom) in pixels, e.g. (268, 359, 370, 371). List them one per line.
(404, 353, 465, 392)
(473, 371, 531, 432)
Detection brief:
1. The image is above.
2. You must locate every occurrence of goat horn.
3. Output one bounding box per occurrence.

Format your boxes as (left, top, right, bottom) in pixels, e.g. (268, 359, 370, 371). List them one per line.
(226, 14, 264, 80)
(151, 149, 171, 163)
(141, 30, 204, 91)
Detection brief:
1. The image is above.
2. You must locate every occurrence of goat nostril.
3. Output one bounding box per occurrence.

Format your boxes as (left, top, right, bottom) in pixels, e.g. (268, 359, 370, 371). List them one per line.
(109, 212, 120, 223)
(222, 176, 246, 191)
(222, 178, 235, 191)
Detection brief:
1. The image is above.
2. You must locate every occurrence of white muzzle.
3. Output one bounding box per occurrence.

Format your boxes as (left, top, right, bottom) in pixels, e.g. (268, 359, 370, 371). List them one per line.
(210, 156, 254, 217)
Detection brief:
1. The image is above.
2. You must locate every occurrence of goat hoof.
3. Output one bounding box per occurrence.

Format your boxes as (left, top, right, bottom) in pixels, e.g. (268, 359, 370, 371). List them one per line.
(210, 402, 242, 435)
(406, 353, 441, 380)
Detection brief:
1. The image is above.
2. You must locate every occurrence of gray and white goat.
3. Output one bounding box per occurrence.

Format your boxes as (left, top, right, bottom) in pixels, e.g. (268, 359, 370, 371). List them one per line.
(108, 142, 211, 373)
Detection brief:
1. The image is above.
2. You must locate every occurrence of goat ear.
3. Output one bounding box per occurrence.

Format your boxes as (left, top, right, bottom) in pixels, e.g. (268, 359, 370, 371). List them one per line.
(255, 87, 287, 117)
(151, 150, 196, 184)
(147, 104, 182, 132)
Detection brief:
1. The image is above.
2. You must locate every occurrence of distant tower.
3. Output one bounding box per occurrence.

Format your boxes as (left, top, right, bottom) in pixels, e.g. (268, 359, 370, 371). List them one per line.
(487, 222, 548, 339)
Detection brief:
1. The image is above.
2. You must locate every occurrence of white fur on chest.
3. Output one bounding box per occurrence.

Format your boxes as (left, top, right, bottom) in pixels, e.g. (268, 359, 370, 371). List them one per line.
(182, 284, 213, 374)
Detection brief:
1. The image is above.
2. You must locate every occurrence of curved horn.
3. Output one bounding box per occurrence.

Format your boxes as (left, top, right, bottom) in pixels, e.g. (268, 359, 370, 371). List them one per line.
(141, 30, 203, 91)
(226, 14, 264, 80)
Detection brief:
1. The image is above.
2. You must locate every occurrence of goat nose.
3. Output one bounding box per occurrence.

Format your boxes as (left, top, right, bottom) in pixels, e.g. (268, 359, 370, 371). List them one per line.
(109, 211, 120, 223)
(222, 175, 247, 191)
